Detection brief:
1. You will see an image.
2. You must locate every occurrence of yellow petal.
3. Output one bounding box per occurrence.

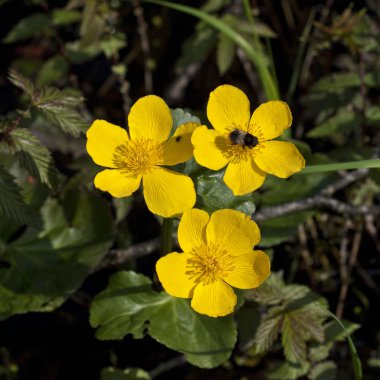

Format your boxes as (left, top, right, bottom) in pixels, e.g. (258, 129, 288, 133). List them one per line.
(223, 251, 270, 289)
(156, 252, 197, 298)
(86, 120, 129, 168)
(143, 167, 196, 217)
(207, 85, 251, 134)
(94, 169, 141, 197)
(191, 279, 237, 317)
(254, 141, 305, 178)
(178, 208, 209, 252)
(249, 100, 292, 141)
(192, 126, 230, 170)
(224, 156, 266, 195)
(206, 209, 261, 255)
(162, 122, 200, 166)
(128, 95, 172, 143)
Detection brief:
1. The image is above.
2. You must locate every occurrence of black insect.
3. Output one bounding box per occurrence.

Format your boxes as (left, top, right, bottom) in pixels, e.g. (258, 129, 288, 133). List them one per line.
(229, 129, 259, 148)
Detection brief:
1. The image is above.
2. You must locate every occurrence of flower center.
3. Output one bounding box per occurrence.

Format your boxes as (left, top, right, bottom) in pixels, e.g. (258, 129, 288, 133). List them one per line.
(186, 244, 235, 285)
(112, 138, 164, 176)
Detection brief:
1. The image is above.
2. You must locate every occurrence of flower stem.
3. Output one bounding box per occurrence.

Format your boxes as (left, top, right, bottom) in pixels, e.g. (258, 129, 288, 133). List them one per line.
(298, 158, 380, 174)
(160, 218, 173, 256)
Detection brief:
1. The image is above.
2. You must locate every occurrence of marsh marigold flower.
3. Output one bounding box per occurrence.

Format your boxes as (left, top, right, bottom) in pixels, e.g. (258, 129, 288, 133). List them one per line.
(156, 208, 270, 317)
(86, 95, 198, 217)
(192, 85, 305, 195)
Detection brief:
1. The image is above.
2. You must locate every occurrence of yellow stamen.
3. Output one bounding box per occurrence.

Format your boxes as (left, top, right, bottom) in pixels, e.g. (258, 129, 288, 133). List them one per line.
(112, 138, 164, 176)
(186, 244, 235, 285)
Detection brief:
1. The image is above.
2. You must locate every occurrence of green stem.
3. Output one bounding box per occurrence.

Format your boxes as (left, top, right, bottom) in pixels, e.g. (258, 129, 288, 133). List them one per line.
(313, 303, 363, 380)
(160, 218, 174, 256)
(298, 159, 380, 175)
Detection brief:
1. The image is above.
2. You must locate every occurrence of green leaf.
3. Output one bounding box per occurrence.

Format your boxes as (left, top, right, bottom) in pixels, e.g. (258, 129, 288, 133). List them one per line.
(309, 361, 337, 380)
(266, 361, 310, 380)
(100, 367, 151, 380)
(0, 190, 114, 319)
(80, 0, 105, 47)
(309, 343, 333, 362)
(310, 72, 380, 93)
(52, 9, 81, 25)
(10, 128, 57, 187)
(144, 0, 279, 99)
(176, 22, 217, 69)
(90, 271, 237, 368)
(36, 55, 69, 87)
(8, 70, 35, 98)
(254, 306, 282, 353)
(0, 166, 36, 226)
(34, 87, 87, 136)
(171, 108, 201, 131)
(100, 33, 127, 59)
(3, 13, 50, 43)
(282, 313, 308, 363)
(196, 171, 256, 214)
(324, 319, 361, 344)
(307, 111, 362, 138)
(216, 33, 235, 75)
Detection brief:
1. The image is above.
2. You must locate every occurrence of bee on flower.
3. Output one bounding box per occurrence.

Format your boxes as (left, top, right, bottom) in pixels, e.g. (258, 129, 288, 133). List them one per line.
(86, 95, 200, 217)
(192, 84, 305, 195)
(156, 208, 271, 317)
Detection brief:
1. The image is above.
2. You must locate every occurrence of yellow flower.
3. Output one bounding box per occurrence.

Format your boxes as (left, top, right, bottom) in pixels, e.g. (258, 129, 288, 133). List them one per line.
(86, 95, 199, 217)
(192, 85, 305, 195)
(156, 208, 271, 317)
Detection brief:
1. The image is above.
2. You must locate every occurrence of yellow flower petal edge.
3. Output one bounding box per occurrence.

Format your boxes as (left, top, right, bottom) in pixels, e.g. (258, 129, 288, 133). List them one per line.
(156, 252, 197, 298)
(255, 141, 305, 178)
(143, 167, 196, 217)
(250, 100, 292, 141)
(191, 84, 305, 195)
(86, 120, 129, 168)
(207, 84, 251, 134)
(191, 279, 237, 317)
(162, 122, 201, 166)
(94, 169, 141, 198)
(192, 126, 230, 170)
(224, 155, 266, 196)
(206, 209, 261, 255)
(178, 208, 209, 253)
(223, 251, 270, 289)
(156, 208, 271, 317)
(128, 95, 172, 143)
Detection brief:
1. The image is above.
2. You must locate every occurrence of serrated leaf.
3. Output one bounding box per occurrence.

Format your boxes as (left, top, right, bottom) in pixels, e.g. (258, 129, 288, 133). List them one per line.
(282, 313, 308, 363)
(254, 307, 283, 353)
(3, 13, 50, 43)
(217, 33, 235, 75)
(8, 70, 35, 98)
(266, 360, 310, 380)
(308, 361, 337, 380)
(196, 171, 256, 214)
(10, 128, 56, 187)
(100, 367, 151, 380)
(90, 271, 237, 368)
(307, 111, 362, 138)
(0, 190, 114, 319)
(0, 166, 36, 226)
(34, 87, 87, 136)
(309, 343, 333, 362)
(37, 55, 69, 87)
